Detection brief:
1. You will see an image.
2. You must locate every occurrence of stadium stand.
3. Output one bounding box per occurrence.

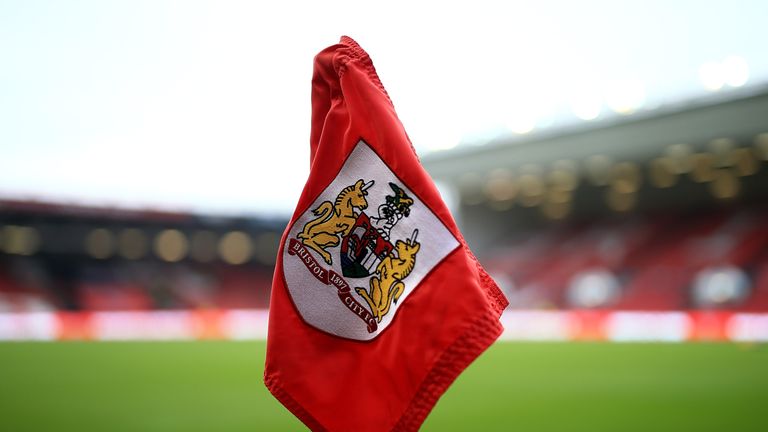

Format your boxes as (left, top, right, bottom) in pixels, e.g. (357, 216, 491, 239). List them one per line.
(0, 199, 282, 313)
(1, 199, 767, 315)
(421, 88, 768, 317)
(483, 204, 768, 311)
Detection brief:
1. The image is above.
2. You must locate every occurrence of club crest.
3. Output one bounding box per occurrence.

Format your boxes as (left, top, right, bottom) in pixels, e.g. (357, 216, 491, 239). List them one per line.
(282, 140, 459, 341)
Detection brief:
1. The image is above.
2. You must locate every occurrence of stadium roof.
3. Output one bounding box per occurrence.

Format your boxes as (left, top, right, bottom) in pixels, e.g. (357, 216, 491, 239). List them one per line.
(422, 85, 768, 177)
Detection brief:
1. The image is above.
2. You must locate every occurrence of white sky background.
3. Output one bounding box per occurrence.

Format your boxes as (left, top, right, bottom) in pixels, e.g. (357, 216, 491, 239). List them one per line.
(1, 0, 766, 217)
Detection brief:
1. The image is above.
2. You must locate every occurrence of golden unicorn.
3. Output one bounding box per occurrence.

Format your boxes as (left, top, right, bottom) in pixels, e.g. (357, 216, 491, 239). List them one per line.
(298, 179, 374, 265)
(356, 230, 420, 323)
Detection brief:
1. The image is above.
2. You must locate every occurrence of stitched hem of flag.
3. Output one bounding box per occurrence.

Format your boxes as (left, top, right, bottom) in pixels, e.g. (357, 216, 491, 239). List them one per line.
(391, 306, 505, 431)
(337, 35, 394, 108)
(467, 243, 510, 316)
(264, 372, 327, 432)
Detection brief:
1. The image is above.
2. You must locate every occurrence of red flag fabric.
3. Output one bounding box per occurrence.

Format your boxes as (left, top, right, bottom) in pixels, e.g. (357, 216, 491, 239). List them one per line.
(264, 36, 508, 431)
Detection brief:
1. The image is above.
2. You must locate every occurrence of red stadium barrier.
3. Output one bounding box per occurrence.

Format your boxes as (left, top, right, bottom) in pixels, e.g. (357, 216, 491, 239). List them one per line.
(2, 310, 767, 342)
(0, 309, 269, 341)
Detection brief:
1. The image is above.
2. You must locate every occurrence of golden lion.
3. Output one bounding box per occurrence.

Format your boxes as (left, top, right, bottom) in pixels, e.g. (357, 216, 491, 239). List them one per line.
(298, 179, 373, 265)
(356, 230, 420, 322)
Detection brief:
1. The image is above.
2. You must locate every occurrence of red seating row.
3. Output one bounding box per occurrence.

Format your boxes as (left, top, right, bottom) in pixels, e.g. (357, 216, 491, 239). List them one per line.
(0, 264, 274, 312)
(485, 206, 768, 311)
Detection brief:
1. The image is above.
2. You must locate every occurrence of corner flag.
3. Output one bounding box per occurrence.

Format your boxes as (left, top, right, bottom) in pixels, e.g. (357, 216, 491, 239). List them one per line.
(264, 36, 508, 431)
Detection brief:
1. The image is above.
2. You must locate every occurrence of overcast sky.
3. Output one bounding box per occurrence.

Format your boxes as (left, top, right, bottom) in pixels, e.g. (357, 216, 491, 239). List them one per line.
(1, 0, 766, 217)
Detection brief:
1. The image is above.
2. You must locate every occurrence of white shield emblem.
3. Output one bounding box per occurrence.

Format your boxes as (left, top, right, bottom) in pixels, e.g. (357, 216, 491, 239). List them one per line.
(282, 140, 459, 341)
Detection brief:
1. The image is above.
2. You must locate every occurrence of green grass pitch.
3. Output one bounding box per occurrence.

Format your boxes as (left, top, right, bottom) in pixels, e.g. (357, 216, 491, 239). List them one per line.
(1, 341, 766, 431)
